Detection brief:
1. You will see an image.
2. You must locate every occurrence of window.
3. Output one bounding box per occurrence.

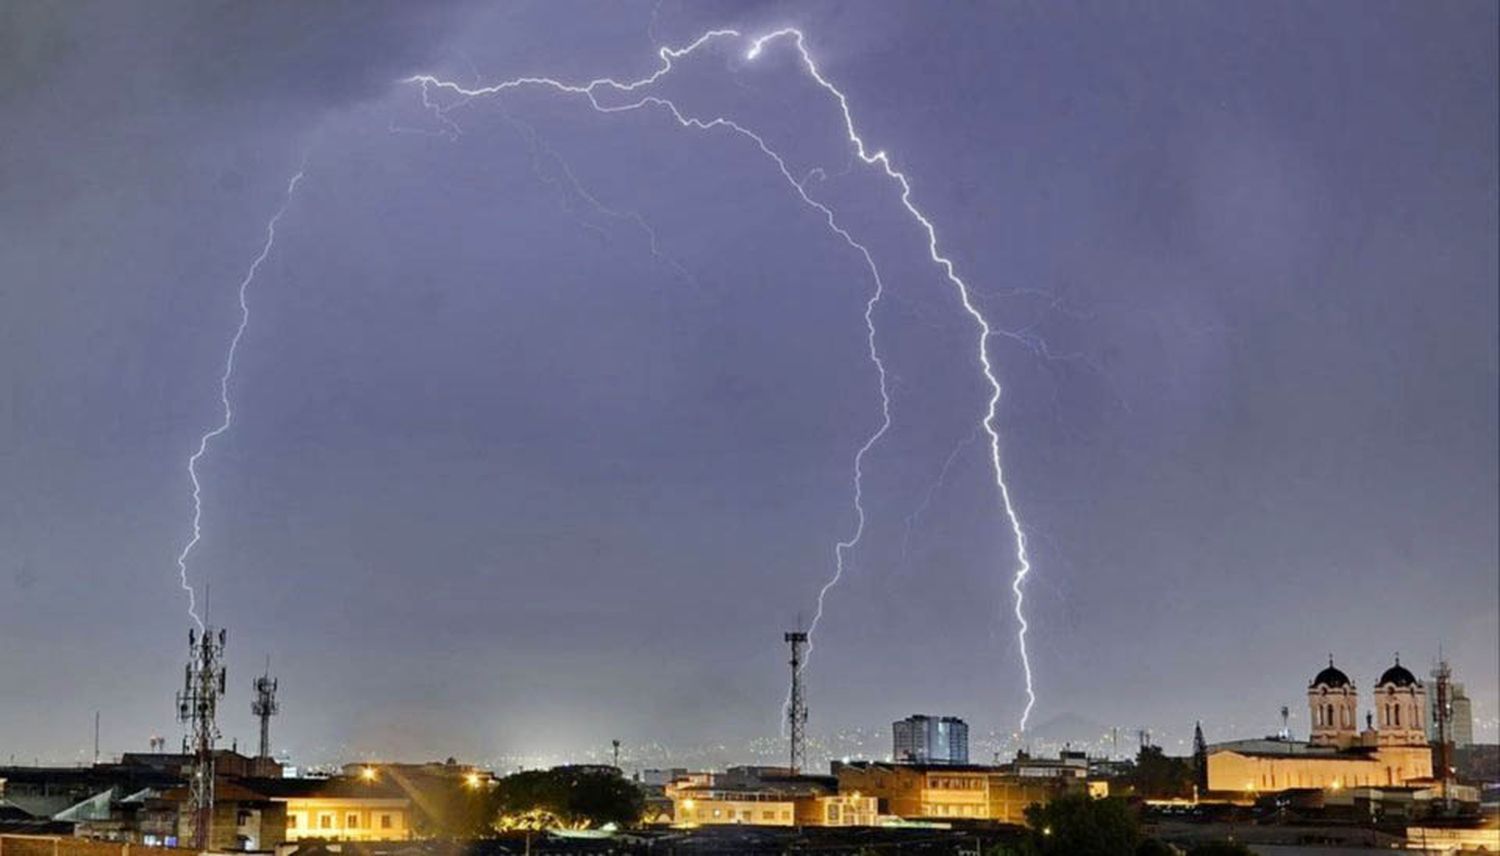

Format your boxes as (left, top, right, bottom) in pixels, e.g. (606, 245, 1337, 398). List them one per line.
(288, 816, 298, 829)
(320, 815, 333, 830)
(380, 814, 392, 830)
(347, 814, 359, 829)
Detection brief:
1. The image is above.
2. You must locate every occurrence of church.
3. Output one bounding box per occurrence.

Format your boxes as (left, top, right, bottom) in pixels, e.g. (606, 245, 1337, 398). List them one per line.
(1206, 656, 1434, 793)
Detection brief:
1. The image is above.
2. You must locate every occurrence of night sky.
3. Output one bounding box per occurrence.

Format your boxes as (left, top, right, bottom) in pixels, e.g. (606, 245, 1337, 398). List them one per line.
(2, 1, 1495, 769)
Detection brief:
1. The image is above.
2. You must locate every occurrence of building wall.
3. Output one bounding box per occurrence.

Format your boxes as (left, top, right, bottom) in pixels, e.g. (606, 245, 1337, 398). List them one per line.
(1207, 745, 1433, 793)
(794, 795, 879, 827)
(986, 778, 1064, 825)
(280, 797, 411, 841)
(836, 765, 1061, 823)
(919, 770, 989, 819)
(672, 796, 795, 826)
(174, 800, 285, 851)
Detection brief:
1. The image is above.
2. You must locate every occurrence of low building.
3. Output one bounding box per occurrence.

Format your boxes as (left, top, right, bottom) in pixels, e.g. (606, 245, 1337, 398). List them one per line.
(52, 786, 178, 845)
(672, 787, 798, 826)
(1011, 750, 1088, 780)
(0, 762, 181, 819)
(834, 761, 1070, 824)
(666, 767, 877, 828)
(162, 779, 287, 851)
(242, 777, 414, 842)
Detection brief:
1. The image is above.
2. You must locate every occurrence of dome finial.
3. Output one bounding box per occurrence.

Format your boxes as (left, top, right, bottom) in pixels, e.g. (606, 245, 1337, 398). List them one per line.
(1394, 651, 1400, 666)
(1328, 653, 1334, 668)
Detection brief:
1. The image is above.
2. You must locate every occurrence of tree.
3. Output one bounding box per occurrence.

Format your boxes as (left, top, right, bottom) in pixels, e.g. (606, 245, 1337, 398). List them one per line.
(494, 767, 644, 829)
(1023, 794, 1141, 856)
(413, 777, 501, 839)
(1120, 746, 1196, 799)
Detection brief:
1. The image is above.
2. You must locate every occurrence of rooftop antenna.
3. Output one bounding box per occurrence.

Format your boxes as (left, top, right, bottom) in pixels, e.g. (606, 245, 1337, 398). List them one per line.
(252, 657, 279, 761)
(611, 739, 621, 769)
(1279, 705, 1290, 739)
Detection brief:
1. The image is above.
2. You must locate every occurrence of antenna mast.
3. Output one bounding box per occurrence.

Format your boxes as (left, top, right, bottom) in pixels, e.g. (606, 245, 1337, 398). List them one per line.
(177, 626, 227, 850)
(784, 631, 809, 774)
(252, 658, 279, 761)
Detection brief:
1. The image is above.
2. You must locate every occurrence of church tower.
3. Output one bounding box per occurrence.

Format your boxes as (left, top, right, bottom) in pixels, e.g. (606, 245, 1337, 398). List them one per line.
(1307, 656, 1358, 748)
(1373, 655, 1427, 746)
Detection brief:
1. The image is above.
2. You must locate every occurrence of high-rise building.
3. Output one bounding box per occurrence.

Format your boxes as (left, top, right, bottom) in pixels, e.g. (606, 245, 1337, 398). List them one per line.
(892, 715, 968, 765)
(1426, 676, 1475, 749)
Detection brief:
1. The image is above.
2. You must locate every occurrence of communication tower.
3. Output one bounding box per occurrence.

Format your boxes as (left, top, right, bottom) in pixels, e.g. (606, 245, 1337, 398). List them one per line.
(251, 660, 279, 761)
(177, 626, 227, 850)
(784, 631, 808, 774)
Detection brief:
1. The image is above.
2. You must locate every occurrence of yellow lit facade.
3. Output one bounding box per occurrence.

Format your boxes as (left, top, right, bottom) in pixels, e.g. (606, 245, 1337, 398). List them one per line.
(836, 764, 1067, 824)
(1207, 743, 1432, 793)
(672, 792, 797, 826)
(667, 785, 878, 827)
(280, 796, 412, 841)
(795, 794, 880, 827)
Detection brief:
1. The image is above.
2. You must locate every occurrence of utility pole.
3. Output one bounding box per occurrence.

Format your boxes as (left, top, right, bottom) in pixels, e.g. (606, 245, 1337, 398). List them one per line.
(93, 711, 100, 765)
(611, 739, 621, 769)
(251, 658, 279, 762)
(177, 626, 227, 850)
(785, 631, 808, 775)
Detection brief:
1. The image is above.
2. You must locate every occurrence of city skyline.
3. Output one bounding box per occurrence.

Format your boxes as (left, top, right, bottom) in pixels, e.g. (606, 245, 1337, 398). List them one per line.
(2, 1, 1496, 767)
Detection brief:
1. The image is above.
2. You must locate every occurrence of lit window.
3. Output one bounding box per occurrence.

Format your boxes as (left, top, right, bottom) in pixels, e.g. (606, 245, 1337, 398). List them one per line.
(380, 815, 392, 830)
(287, 816, 298, 829)
(347, 814, 359, 829)
(320, 815, 333, 830)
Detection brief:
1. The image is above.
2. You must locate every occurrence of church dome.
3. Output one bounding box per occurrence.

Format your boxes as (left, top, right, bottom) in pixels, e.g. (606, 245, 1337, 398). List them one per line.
(1311, 658, 1351, 688)
(1378, 658, 1418, 687)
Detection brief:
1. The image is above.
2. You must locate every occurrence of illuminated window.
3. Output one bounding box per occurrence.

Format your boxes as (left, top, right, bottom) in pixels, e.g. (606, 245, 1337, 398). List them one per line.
(347, 814, 359, 829)
(287, 816, 298, 829)
(380, 815, 392, 830)
(320, 815, 333, 830)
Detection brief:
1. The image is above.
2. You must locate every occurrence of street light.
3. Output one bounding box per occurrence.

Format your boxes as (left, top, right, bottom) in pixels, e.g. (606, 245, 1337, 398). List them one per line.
(361, 766, 377, 782)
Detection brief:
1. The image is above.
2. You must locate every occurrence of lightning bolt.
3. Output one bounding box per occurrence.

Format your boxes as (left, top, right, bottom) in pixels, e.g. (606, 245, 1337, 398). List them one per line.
(412, 25, 1037, 731)
(750, 29, 1037, 729)
(175, 167, 305, 630)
